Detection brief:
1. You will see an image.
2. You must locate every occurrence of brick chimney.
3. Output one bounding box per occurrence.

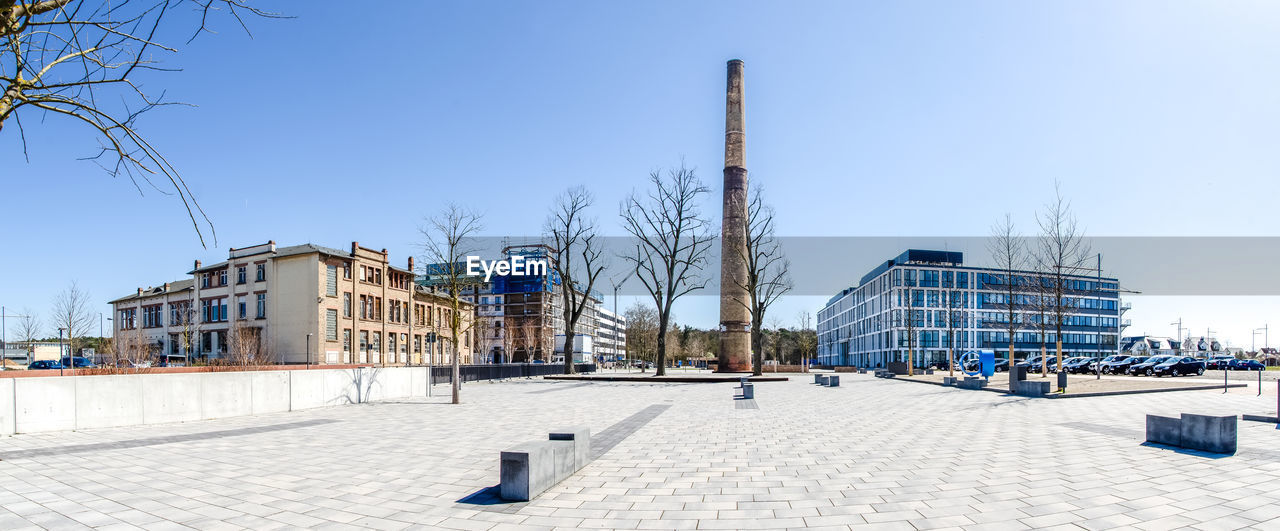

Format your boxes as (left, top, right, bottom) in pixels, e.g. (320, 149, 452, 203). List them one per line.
(164, 282, 170, 291)
(408, 256, 415, 271)
(351, 241, 359, 255)
(137, 287, 143, 295)
(194, 259, 202, 270)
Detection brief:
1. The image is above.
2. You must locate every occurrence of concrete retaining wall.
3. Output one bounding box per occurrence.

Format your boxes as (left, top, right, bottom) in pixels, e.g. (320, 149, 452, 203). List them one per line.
(0, 367, 430, 436)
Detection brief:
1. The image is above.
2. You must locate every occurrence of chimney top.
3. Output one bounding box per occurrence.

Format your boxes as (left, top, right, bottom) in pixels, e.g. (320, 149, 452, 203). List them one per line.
(351, 241, 359, 255)
(137, 287, 143, 295)
(195, 259, 202, 270)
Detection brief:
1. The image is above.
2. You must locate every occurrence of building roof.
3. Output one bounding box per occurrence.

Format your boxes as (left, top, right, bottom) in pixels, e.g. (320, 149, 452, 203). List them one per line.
(190, 243, 413, 274)
(109, 279, 195, 304)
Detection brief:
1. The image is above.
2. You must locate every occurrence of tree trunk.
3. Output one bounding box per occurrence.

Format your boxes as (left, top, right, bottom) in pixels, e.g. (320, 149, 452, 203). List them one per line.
(562, 330, 576, 375)
(451, 340, 460, 405)
(655, 325, 667, 376)
(751, 323, 763, 376)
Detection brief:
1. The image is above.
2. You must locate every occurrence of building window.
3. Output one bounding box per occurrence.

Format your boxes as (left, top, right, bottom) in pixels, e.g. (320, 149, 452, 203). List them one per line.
(218, 269, 227, 286)
(237, 296, 247, 319)
(256, 294, 266, 318)
(389, 333, 397, 356)
(142, 305, 163, 328)
(414, 335, 422, 354)
(326, 265, 338, 296)
(256, 264, 266, 282)
(201, 274, 210, 288)
(326, 310, 338, 341)
(237, 266, 247, 285)
(119, 308, 136, 329)
(372, 332, 381, 355)
(400, 333, 408, 355)
(343, 263, 351, 279)
(359, 331, 369, 353)
(343, 292, 352, 318)
(343, 329, 352, 354)
(201, 298, 227, 323)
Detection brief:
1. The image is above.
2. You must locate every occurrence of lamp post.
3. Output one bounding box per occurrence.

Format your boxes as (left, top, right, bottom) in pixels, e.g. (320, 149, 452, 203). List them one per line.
(610, 270, 633, 372)
(306, 333, 312, 369)
(58, 327, 67, 376)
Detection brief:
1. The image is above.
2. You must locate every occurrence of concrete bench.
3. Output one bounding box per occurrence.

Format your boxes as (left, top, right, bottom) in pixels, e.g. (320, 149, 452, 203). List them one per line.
(1016, 380, 1051, 397)
(857, 368, 867, 374)
(741, 383, 754, 399)
(817, 375, 829, 386)
(1146, 413, 1237, 454)
(814, 374, 824, 384)
(500, 426, 593, 501)
(925, 369, 935, 375)
(957, 377, 986, 390)
(942, 376, 956, 386)
(826, 375, 840, 387)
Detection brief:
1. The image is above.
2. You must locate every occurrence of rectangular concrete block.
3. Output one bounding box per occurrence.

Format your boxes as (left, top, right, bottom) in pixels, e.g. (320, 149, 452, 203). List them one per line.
(883, 372, 895, 379)
(0, 378, 14, 436)
(250, 371, 291, 414)
(1016, 380, 1050, 397)
(548, 426, 591, 470)
(1180, 413, 1237, 454)
(742, 383, 754, 399)
(549, 439, 575, 484)
(942, 376, 956, 386)
(15, 377, 76, 433)
(200, 372, 252, 420)
(142, 373, 202, 424)
(817, 375, 829, 386)
(814, 374, 823, 384)
(75, 375, 144, 430)
(959, 377, 988, 390)
(827, 375, 840, 387)
(1146, 414, 1181, 447)
(925, 369, 935, 375)
(857, 368, 866, 374)
(500, 442, 554, 501)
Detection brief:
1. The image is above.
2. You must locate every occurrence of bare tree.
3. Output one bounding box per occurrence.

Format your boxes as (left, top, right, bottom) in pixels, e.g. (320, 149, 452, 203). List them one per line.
(896, 287, 918, 375)
(620, 164, 715, 376)
(988, 213, 1026, 391)
(50, 281, 93, 364)
(731, 187, 792, 376)
(1035, 182, 1090, 375)
(944, 286, 967, 377)
(796, 311, 815, 373)
(546, 186, 606, 375)
(225, 318, 264, 366)
(13, 308, 40, 341)
(419, 204, 483, 404)
(1, 1, 284, 246)
(623, 300, 657, 370)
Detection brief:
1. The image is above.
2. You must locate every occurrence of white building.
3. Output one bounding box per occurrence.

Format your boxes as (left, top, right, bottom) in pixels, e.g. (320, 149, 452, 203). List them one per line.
(595, 306, 627, 362)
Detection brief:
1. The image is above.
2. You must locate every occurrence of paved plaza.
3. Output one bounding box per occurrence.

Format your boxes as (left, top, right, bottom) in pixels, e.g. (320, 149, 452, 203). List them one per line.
(1, 374, 1279, 530)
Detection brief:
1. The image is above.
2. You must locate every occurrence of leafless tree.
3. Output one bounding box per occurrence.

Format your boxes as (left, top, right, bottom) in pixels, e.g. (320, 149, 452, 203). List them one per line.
(1, 1, 284, 247)
(1035, 182, 1091, 374)
(419, 203, 483, 404)
(620, 164, 714, 376)
(12, 307, 40, 341)
(796, 311, 815, 373)
(731, 187, 792, 376)
(623, 300, 657, 370)
(50, 281, 93, 363)
(896, 287, 918, 375)
(944, 287, 967, 377)
(1031, 264, 1053, 378)
(546, 186, 606, 375)
(225, 318, 264, 366)
(988, 213, 1027, 390)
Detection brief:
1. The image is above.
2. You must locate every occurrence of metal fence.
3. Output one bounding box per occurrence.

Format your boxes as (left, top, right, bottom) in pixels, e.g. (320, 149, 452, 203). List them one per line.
(429, 363, 596, 384)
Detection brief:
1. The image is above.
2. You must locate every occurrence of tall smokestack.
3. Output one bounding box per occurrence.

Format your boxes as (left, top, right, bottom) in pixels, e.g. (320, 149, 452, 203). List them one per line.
(718, 59, 752, 373)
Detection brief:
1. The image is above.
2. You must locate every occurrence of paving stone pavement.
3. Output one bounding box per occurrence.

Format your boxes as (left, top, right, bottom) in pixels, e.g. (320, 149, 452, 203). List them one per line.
(1, 374, 1279, 530)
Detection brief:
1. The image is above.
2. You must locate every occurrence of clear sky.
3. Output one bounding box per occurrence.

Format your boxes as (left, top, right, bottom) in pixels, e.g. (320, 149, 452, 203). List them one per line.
(4, 1, 1279, 347)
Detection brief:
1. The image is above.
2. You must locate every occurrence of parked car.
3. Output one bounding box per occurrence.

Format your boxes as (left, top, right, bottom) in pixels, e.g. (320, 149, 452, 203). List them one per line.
(1023, 355, 1052, 372)
(1153, 356, 1206, 377)
(1098, 355, 1134, 374)
(59, 356, 97, 368)
(1229, 359, 1266, 371)
(993, 359, 1009, 372)
(1128, 355, 1173, 376)
(1205, 356, 1235, 370)
(1062, 357, 1092, 374)
(27, 360, 65, 370)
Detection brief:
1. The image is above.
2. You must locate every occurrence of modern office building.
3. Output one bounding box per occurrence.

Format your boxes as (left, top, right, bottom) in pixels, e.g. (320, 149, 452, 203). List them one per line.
(595, 306, 628, 363)
(111, 241, 473, 366)
(817, 249, 1121, 368)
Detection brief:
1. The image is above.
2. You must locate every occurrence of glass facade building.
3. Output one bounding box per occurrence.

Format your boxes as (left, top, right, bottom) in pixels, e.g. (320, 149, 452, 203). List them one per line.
(817, 250, 1120, 368)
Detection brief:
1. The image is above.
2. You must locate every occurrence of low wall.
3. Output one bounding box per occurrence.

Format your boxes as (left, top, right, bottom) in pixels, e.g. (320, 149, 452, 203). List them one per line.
(1, 367, 431, 436)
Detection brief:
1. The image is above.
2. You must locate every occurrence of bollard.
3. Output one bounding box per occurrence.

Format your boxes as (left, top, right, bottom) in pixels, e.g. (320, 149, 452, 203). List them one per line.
(1224, 368, 1229, 394)
(1259, 369, 1263, 397)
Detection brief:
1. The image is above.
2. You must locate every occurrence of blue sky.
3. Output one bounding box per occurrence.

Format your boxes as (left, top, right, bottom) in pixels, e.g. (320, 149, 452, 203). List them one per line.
(4, 1, 1279, 346)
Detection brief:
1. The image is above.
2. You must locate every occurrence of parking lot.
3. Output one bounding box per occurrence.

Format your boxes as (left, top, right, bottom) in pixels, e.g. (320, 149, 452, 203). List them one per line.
(0, 374, 1278, 530)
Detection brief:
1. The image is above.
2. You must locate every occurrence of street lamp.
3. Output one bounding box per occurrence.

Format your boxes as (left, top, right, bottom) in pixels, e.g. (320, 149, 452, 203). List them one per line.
(609, 270, 633, 372)
(58, 327, 67, 377)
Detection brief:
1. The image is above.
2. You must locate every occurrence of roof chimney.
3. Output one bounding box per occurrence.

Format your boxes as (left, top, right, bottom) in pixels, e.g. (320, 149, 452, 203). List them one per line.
(137, 287, 144, 295)
(164, 282, 170, 291)
(195, 259, 202, 270)
(351, 241, 359, 255)
(408, 256, 415, 271)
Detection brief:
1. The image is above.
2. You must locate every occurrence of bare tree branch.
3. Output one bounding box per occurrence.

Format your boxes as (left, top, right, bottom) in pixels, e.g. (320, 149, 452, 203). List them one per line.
(619, 164, 714, 376)
(419, 203, 483, 405)
(545, 185, 606, 375)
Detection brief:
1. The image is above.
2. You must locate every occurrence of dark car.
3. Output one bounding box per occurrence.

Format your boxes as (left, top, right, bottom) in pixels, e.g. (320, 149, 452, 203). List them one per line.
(1097, 355, 1131, 374)
(27, 360, 65, 370)
(1205, 356, 1235, 370)
(993, 359, 1009, 372)
(1062, 357, 1093, 374)
(1229, 359, 1265, 371)
(60, 356, 97, 368)
(1153, 356, 1206, 377)
(1128, 355, 1172, 376)
(1109, 355, 1148, 374)
(1024, 355, 1052, 372)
